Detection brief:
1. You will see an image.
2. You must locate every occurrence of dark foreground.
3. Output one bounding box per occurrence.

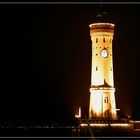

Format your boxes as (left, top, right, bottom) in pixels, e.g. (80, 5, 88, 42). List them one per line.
(0, 127, 140, 139)
(0, 119, 140, 139)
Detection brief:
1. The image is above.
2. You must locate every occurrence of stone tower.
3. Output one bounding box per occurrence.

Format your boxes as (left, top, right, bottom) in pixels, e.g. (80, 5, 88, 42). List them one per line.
(89, 12, 117, 120)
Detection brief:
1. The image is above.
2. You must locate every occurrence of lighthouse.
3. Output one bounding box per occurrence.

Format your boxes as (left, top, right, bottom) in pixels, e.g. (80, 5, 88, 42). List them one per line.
(89, 13, 117, 120)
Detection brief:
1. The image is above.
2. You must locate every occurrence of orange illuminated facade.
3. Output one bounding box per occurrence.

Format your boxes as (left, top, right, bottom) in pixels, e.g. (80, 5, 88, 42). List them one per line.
(89, 23, 117, 120)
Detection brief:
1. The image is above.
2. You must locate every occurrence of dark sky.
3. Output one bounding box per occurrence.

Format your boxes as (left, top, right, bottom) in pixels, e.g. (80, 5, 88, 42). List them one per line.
(0, 3, 140, 122)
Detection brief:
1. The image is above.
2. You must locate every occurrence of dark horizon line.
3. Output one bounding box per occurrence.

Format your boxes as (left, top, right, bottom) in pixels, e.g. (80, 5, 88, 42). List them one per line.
(1, 2, 140, 5)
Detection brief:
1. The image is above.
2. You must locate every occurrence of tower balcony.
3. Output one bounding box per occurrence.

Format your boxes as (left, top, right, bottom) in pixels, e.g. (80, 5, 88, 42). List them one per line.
(89, 23, 115, 33)
(90, 86, 115, 93)
(89, 23, 114, 30)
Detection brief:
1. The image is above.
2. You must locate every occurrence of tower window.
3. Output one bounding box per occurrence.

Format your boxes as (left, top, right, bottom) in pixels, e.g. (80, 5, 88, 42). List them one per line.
(96, 38, 98, 43)
(111, 67, 112, 71)
(103, 37, 105, 43)
(96, 54, 98, 56)
(104, 97, 108, 103)
(96, 66, 98, 71)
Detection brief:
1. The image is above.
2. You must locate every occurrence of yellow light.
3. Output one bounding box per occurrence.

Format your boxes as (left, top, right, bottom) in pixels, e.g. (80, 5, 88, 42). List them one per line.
(80, 123, 88, 127)
(110, 123, 128, 127)
(129, 120, 134, 123)
(90, 123, 108, 127)
(134, 121, 140, 123)
(75, 107, 81, 118)
(80, 123, 130, 127)
(80, 123, 108, 127)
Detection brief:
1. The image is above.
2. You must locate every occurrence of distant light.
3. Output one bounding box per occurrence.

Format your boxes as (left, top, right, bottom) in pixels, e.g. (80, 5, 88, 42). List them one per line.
(80, 123, 108, 127)
(110, 123, 128, 127)
(90, 123, 108, 127)
(134, 121, 140, 123)
(75, 107, 81, 118)
(134, 129, 140, 131)
(129, 120, 140, 123)
(80, 123, 88, 127)
(80, 123, 130, 127)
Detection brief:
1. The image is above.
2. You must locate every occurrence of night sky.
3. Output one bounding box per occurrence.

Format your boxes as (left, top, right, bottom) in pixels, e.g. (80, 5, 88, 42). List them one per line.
(0, 3, 140, 122)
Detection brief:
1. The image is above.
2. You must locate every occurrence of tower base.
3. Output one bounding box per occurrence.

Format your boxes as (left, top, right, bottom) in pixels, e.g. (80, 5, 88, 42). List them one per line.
(89, 87, 117, 120)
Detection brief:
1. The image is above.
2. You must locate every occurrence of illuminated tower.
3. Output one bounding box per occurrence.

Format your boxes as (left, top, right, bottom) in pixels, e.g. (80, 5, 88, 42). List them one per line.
(89, 15, 117, 120)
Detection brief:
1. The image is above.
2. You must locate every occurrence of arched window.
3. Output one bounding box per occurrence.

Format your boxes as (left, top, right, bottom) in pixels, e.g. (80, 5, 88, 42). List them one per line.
(96, 66, 98, 71)
(96, 38, 98, 43)
(104, 97, 108, 103)
(103, 37, 105, 43)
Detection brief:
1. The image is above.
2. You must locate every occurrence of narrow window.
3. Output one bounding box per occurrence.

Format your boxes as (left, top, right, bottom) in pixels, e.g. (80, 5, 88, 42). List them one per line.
(104, 97, 108, 103)
(111, 67, 112, 71)
(96, 38, 98, 43)
(103, 37, 105, 43)
(96, 54, 98, 56)
(96, 66, 98, 71)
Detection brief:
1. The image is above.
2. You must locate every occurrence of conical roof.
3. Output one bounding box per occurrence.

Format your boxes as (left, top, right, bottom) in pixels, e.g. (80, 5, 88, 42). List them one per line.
(95, 11, 112, 23)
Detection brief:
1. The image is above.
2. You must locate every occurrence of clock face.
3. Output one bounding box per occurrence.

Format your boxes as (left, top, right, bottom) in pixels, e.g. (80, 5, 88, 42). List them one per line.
(100, 49, 108, 58)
